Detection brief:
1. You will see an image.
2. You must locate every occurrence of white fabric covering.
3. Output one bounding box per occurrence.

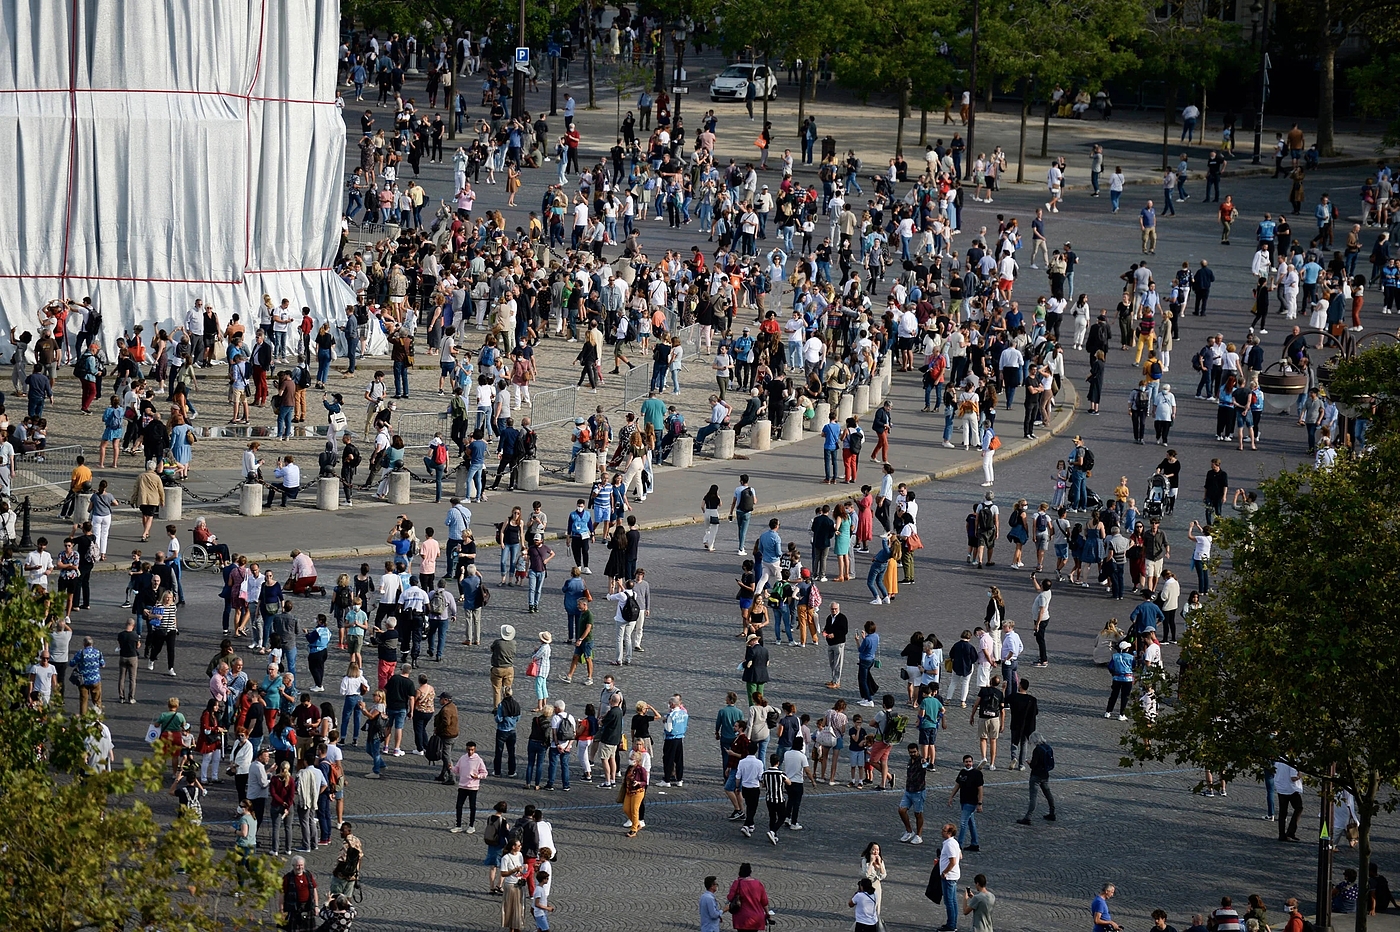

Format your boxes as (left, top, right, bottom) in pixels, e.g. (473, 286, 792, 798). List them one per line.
(0, 0, 355, 354)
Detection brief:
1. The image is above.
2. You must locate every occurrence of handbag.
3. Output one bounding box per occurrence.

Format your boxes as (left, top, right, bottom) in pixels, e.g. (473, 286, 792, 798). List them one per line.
(145, 723, 162, 744)
(907, 532, 924, 551)
(526, 658, 541, 677)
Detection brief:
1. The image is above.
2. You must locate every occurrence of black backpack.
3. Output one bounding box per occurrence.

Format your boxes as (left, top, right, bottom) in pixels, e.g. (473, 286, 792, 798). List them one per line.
(737, 487, 756, 513)
(976, 504, 996, 534)
(1080, 448, 1095, 473)
(848, 428, 864, 456)
(977, 688, 1004, 718)
(621, 592, 640, 622)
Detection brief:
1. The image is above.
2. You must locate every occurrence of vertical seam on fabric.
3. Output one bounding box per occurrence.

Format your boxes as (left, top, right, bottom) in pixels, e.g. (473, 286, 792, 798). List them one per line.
(59, 0, 81, 299)
(243, 0, 269, 273)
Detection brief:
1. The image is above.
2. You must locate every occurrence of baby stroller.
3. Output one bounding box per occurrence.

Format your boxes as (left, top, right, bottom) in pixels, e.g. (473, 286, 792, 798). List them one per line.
(1143, 473, 1169, 520)
(1083, 486, 1103, 512)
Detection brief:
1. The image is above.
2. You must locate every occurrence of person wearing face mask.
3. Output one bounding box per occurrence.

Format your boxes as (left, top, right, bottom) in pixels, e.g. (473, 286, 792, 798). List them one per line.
(567, 499, 594, 575)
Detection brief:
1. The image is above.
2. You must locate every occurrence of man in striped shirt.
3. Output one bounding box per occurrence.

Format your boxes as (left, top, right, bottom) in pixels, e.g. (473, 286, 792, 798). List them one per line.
(761, 754, 791, 846)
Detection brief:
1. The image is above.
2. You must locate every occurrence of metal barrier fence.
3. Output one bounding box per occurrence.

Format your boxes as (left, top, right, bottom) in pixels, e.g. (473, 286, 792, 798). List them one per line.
(346, 220, 401, 248)
(530, 384, 581, 429)
(11, 445, 85, 499)
(393, 410, 449, 448)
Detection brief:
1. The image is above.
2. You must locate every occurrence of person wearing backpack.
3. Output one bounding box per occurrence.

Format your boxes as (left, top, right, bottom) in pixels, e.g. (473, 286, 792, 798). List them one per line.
(545, 698, 576, 791)
(969, 674, 1006, 771)
(973, 492, 999, 567)
(729, 475, 757, 556)
(1016, 733, 1056, 824)
(607, 580, 641, 666)
(869, 694, 904, 790)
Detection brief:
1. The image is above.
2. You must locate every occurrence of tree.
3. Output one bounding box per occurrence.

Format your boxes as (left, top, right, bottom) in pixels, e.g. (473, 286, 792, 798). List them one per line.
(1122, 344, 1400, 932)
(0, 584, 279, 931)
(1136, 0, 1243, 169)
(978, 0, 1142, 182)
(1275, 0, 1400, 155)
(1344, 54, 1400, 144)
(830, 0, 960, 157)
(718, 0, 845, 136)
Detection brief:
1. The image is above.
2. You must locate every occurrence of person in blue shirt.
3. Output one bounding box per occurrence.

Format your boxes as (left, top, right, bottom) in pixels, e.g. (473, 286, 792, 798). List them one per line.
(1127, 597, 1164, 639)
(755, 519, 783, 592)
(1091, 884, 1122, 932)
(561, 567, 587, 640)
(856, 620, 880, 706)
(466, 430, 489, 503)
(1140, 201, 1158, 255)
(865, 534, 893, 607)
(821, 413, 842, 484)
(661, 694, 689, 785)
(306, 614, 332, 691)
(1106, 643, 1136, 719)
(493, 692, 521, 776)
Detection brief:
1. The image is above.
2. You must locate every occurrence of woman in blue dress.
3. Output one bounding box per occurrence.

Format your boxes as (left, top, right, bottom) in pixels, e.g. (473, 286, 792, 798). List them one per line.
(1079, 514, 1105, 589)
(170, 415, 197, 478)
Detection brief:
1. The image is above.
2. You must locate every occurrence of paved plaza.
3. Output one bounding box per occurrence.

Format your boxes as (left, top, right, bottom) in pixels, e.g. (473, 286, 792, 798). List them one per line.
(24, 45, 1400, 932)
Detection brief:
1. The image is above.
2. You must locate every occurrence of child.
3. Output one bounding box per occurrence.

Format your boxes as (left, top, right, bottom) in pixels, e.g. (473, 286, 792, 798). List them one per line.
(1113, 476, 1130, 522)
(532, 867, 554, 930)
(847, 714, 869, 787)
(122, 549, 143, 608)
(353, 562, 373, 606)
(1051, 460, 1068, 509)
(1181, 590, 1203, 631)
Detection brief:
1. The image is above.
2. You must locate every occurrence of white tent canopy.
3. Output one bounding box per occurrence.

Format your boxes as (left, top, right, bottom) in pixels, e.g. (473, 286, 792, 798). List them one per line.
(0, 0, 355, 356)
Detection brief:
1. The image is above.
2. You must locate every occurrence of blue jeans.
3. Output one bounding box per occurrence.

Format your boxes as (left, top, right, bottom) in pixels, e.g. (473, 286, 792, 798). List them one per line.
(283, 644, 298, 688)
(943, 878, 960, 929)
(500, 543, 521, 580)
(171, 559, 185, 603)
(277, 405, 293, 439)
(858, 660, 875, 701)
(1070, 470, 1087, 510)
(1193, 557, 1210, 594)
(342, 697, 363, 741)
(774, 603, 794, 643)
(367, 735, 385, 774)
(467, 463, 485, 500)
(316, 349, 332, 384)
(547, 747, 571, 788)
(959, 802, 980, 846)
(823, 448, 839, 481)
(1110, 190, 1122, 211)
(867, 562, 889, 601)
(525, 739, 547, 784)
(1108, 561, 1125, 599)
(669, 365, 682, 393)
(528, 570, 545, 607)
(736, 511, 752, 553)
(393, 360, 410, 396)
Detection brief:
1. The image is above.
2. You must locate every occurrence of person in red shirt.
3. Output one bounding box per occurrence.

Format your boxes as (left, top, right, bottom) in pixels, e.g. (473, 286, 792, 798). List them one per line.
(282, 856, 319, 929)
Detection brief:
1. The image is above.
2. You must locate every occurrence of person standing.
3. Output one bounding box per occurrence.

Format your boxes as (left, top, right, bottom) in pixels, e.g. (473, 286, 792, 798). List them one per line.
(700, 876, 729, 932)
(898, 742, 928, 844)
(1006, 679, 1038, 770)
(662, 694, 688, 786)
(728, 864, 770, 932)
(962, 875, 996, 932)
(621, 748, 649, 837)
(449, 740, 489, 833)
(823, 602, 848, 689)
(1029, 576, 1053, 666)
(730, 475, 757, 555)
(433, 693, 460, 782)
(760, 753, 790, 845)
(948, 754, 985, 851)
(1016, 734, 1057, 824)
(935, 823, 962, 931)
(1093, 884, 1124, 932)
(490, 625, 517, 709)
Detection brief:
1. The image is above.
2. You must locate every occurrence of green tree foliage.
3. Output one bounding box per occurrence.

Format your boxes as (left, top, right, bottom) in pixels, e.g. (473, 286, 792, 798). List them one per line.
(1344, 54, 1400, 145)
(0, 584, 279, 931)
(1123, 344, 1400, 932)
(1136, 0, 1245, 168)
(716, 0, 843, 134)
(978, 0, 1142, 181)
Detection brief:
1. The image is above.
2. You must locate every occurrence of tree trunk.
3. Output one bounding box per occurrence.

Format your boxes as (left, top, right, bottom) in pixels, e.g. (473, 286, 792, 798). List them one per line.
(1318, 38, 1338, 155)
(1040, 97, 1051, 158)
(1200, 87, 1208, 146)
(1357, 771, 1379, 932)
(585, 0, 597, 108)
(762, 53, 771, 126)
(1016, 79, 1030, 183)
(920, 108, 928, 146)
(896, 82, 910, 158)
(984, 74, 994, 112)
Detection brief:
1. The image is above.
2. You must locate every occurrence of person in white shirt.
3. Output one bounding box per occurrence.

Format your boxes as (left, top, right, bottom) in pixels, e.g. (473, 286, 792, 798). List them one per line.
(1000, 621, 1024, 689)
(265, 456, 301, 508)
(936, 823, 963, 929)
(1273, 759, 1304, 839)
(25, 539, 55, 588)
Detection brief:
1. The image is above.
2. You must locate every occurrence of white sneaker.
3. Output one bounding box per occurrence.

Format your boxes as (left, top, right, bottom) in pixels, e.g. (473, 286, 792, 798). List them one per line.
(450, 826, 465, 833)
(1104, 712, 1113, 719)
(870, 598, 884, 605)
(741, 826, 754, 837)
(884, 597, 893, 604)
(737, 549, 748, 556)
(1118, 714, 1129, 721)
(899, 831, 914, 842)
(767, 830, 778, 845)
(788, 822, 802, 830)
(467, 825, 477, 834)
(910, 834, 923, 845)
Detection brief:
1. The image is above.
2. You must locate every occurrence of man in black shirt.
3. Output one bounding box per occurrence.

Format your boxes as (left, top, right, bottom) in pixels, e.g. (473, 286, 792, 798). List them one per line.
(822, 603, 848, 688)
(1205, 150, 1227, 202)
(810, 506, 836, 581)
(1006, 678, 1039, 770)
(384, 662, 417, 757)
(596, 694, 626, 787)
(1203, 458, 1229, 516)
(116, 618, 141, 703)
(948, 754, 985, 851)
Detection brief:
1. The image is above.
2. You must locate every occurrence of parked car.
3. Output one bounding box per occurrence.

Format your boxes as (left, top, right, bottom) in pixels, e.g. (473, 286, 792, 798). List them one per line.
(709, 64, 778, 102)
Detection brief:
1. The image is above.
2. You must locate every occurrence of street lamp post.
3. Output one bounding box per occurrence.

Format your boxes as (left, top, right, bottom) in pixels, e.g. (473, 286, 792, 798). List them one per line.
(1250, 0, 1271, 165)
(964, 0, 980, 180)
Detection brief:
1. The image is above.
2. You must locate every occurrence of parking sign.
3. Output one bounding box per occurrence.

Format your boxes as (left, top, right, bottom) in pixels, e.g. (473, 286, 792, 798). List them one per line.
(515, 47, 529, 64)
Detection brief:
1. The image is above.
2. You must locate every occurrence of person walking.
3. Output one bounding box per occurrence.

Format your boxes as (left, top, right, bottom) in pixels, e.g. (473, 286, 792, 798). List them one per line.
(823, 602, 848, 689)
(728, 864, 770, 932)
(621, 747, 649, 837)
(948, 754, 985, 852)
(933, 822, 962, 931)
(1106, 640, 1135, 720)
(449, 741, 489, 833)
(1016, 733, 1057, 824)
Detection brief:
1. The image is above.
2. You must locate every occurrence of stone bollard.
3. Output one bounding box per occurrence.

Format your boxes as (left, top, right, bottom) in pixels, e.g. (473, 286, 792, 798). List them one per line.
(671, 442, 694, 468)
(239, 482, 264, 517)
(715, 428, 736, 460)
(74, 493, 90, 526)
(870, 375, 885, 407)
(815, 401, 831, 429)
(781, 415, 803, 442)
(317, 479, 340, 511)
(387, 470, 411, 505)
(576, 451, 598, 487)
(854, 383, 871, 414)
(879, 354, 893, 379)
(518, 459, 541, 491)
(160, 485, 184, 522)
(750, 419, 771, 451)
(455, 464, 469, 498)
(838, 393, 854, 423)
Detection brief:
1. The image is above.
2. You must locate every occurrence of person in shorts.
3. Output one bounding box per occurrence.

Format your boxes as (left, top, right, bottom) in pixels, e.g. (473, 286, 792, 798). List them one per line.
(482, 800, 510, 892)
(918, 682, 943, 768)
(847, 714, 869, 787)
(897, 743, 928, 843)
